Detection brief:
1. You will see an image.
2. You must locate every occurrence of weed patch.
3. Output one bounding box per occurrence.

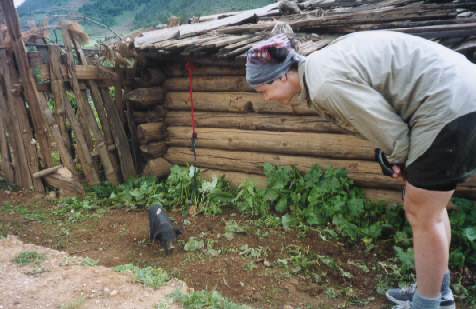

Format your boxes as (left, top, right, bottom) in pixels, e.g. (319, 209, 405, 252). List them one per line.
(13, 250, 46, 266)
(168, 289, 249, 309)
(114, 264, 169, 288)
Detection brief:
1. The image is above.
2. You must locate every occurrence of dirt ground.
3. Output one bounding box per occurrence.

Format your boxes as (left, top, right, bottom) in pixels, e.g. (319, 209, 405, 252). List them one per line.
(0, 235, 187, 309)
(1, 189, 471, 309)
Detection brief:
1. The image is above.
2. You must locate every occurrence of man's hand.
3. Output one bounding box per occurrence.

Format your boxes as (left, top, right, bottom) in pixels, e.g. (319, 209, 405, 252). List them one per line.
(392, 164, 405, 181)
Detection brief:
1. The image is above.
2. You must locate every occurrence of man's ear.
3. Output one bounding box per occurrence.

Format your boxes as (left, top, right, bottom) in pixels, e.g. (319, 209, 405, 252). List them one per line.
(280, 74, 288, 81)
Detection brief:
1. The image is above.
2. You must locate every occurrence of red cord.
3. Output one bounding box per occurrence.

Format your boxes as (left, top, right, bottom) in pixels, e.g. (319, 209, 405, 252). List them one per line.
(185, 59, 197, 138)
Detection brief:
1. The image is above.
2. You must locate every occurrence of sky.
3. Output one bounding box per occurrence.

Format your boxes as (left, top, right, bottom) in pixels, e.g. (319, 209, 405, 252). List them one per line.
(14, 0, 26, 8)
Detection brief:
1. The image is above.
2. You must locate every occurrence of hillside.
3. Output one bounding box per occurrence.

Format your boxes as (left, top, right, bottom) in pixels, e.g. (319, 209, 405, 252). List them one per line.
(16, 0, 273, 41)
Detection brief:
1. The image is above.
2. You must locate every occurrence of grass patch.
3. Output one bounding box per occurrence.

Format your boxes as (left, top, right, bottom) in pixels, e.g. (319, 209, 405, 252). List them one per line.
(113, 264, 169, 288)
(12, 250, 46, 266)
(168, 289, 250, 309)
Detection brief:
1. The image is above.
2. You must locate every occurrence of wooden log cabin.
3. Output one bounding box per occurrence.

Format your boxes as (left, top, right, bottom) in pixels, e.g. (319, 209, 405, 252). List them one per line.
(129, 0, 476, 203)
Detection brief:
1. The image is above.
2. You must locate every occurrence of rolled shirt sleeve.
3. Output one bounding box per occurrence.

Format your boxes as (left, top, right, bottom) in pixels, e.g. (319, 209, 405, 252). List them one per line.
(318, 79, 410, 164)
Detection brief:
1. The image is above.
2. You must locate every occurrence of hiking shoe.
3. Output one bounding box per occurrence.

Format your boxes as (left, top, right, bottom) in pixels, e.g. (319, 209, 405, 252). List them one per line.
(392, 302, 411, 309)
(386, 283, 456, 309)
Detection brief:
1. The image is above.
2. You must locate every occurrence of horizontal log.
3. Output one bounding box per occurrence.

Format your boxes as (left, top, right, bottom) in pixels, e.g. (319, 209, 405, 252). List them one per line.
(164, 92, 317, 115)
(164, 147, 476, 199)
(140, 68, 166, 86)
(165, 111, 347, 133)
(137, 122, 167, 144)
(37, 64, 120, 80)
(164, 76, 254, 92)
(124, 87, 166, 109)
(33, 164, 63, 178)
(161, 64, 246, 77)
(140, 141, 167, 159)
(43, 168, 84, 196)
(165, 146, 402, 190)
(167, 127, 374, 160)
(133, 106, 167, 124)
(142, 157, 173, 178)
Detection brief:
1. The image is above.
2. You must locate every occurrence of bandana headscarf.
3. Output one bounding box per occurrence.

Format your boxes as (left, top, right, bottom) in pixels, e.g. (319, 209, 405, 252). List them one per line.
(246, 33, 305, 88)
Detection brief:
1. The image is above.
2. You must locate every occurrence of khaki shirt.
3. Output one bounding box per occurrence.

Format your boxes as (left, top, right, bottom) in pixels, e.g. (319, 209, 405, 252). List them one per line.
(299, 31, 476, 166)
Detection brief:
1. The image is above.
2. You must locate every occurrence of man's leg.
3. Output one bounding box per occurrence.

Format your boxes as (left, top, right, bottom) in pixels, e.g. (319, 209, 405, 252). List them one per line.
(403, 182, 454, 299)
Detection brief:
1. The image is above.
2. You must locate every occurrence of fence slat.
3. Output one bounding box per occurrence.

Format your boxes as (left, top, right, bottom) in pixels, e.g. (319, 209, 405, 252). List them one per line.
(48, 44, 100, 186)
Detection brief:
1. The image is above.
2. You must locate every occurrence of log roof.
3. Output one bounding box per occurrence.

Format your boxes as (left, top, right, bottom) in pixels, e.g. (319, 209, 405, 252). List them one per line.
(133, 0, 476, 63)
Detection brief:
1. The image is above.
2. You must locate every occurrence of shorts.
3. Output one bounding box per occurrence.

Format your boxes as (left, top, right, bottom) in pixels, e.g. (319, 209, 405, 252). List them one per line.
(405, 111, 476, 191)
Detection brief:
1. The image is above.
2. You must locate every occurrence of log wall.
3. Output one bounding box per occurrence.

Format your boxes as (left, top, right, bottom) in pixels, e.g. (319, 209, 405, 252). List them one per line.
(134, 62, 476, 203)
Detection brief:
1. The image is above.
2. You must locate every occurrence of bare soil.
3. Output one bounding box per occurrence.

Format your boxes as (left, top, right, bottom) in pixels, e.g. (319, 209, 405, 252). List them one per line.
(1, 189, 468, 309)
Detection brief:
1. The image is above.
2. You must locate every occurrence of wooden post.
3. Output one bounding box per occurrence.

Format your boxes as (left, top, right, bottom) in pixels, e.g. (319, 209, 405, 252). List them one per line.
(0, 36, 43, 190)
(71, 37, 122, 182)
(0, 92, 14, 184)
(59, 21, 119, 185)
(48, 44, 100, 186)
(100, 87, 136, 181)
(115, 62, 125, 125)
(125, 98, 141, 171)
(0, 0, 78, 190)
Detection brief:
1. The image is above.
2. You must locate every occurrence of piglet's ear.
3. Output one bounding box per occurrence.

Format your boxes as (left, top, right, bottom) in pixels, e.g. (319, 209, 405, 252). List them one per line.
(175, 228, 182, 236)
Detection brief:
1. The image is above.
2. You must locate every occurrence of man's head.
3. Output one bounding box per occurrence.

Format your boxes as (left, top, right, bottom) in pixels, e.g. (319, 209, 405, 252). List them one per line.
(246, 33, 304, 104)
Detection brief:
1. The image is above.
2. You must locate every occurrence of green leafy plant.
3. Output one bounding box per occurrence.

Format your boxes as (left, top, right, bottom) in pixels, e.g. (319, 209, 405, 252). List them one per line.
(183, 237, 204, 252)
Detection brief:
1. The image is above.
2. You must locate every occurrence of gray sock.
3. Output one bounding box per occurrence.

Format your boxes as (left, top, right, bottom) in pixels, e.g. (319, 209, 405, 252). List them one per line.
(411, 290, 441, 309)
(441, 270, 450, 294)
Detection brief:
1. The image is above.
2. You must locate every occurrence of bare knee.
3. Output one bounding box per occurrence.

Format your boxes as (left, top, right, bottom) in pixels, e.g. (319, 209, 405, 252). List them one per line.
(403, 183, 452, 230)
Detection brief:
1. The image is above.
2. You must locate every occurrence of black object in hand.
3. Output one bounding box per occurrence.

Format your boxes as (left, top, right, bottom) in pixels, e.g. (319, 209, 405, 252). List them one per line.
(374, 148, 394, 177)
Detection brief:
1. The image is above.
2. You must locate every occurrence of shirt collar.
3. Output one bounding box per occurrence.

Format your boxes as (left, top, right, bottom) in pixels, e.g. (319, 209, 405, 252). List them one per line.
(297, 60, 310, 103)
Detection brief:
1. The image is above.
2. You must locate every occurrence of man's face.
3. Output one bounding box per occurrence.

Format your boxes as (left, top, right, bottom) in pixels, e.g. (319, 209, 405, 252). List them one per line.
(254, 77, 296, 105)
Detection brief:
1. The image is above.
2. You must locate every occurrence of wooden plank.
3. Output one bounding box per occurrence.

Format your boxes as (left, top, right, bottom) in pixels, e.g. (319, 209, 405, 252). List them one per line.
(164, 92, 317, 115)
(134, 3, 279, 46)
(0, 87, 14, 183)
(218, 34, 265, 52)
(100, 87, 137, 181)
(43, 168, 84, 196)
(291, 5, 457, 30)
(0, 31, 43, 190)
(167, 126, 375, 160)
(164, 76, 253, 92)
(115, 63, 125, 125)
(0, 48, 29, 187)
(33, 164, 63, 178)
(164, 35, 216, 51)
(165, 111, 347, 134)
(37, 64, 119, 80)
(71, 37, 122, 184)
(48, 44, 100, 186)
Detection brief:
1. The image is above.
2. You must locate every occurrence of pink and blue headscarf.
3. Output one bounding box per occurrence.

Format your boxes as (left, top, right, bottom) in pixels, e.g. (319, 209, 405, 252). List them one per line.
(246, 33, 305, 87)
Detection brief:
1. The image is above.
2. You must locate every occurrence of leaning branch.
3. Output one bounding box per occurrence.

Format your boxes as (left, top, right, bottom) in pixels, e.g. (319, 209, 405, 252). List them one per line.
(50, 14, 124, 42)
